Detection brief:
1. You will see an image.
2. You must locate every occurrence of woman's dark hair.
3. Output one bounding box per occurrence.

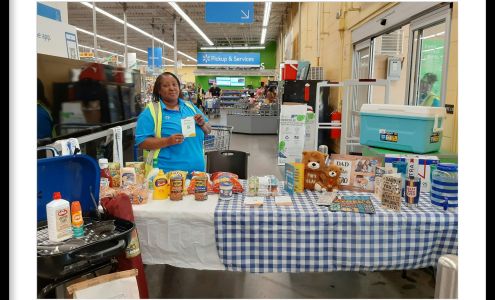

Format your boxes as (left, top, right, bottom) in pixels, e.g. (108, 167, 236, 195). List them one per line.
(37, 78, 50, 108)
(152, 72, 182, 102)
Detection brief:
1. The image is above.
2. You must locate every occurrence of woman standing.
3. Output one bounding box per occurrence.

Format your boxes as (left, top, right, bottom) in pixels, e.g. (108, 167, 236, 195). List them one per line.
(135, 72, 212, 174)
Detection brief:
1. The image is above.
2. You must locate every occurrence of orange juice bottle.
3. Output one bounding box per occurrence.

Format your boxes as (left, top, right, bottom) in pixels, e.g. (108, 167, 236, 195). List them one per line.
(71, 201, 84, 238)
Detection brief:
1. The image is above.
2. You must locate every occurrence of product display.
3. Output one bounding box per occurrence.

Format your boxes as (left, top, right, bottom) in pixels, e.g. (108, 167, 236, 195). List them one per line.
(33, 3, 460, 298)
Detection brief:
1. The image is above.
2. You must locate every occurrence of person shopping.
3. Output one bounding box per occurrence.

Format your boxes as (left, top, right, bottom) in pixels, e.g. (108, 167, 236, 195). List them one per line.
(135, 72, 212, 174)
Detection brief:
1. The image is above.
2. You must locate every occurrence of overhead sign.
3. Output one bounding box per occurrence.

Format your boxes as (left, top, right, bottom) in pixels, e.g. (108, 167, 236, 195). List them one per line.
(37, 2, 61, 22)
(197, 52, 260, 67)
(147, 47, 162, 68)
(205, 2, 253, 24)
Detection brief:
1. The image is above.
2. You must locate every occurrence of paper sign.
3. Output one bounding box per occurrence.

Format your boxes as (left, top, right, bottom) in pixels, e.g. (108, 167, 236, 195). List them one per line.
(275, 195, 293, 207)
(381, 174, 402, 211)
(181, 117, 196, 137)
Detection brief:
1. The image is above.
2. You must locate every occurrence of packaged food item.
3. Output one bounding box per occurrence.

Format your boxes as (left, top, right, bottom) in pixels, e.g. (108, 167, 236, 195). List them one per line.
(108, 162, 121, 188)
(211, 172, 244, 193)
(193, 174, 208, 201)
(187, 171, 213, 194)
(219, 182, 233, 200)
(169, 175, 184, 201)
(121, 167, 137, 187)
(99, 158, 113, 188)
(166, 170, 188, 194)
(247, 176, 258, 196)
(244, 196, 264, 207)
(120, 185, 148, 205)
(146, 168, 160, 190)
(153, 170, 169, 200)
(125, 162, 145, 185)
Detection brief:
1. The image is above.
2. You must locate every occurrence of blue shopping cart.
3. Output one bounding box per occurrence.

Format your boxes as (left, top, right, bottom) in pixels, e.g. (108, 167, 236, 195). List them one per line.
(204, 125, 233, 152)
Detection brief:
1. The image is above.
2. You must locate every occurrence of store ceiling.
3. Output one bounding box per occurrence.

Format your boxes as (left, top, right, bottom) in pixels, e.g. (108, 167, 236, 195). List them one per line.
(68, 2, 290, 65)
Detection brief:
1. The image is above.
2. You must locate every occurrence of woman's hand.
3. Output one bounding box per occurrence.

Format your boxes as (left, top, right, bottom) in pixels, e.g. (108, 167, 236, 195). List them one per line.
(193, 114, 206, 126)
(168, 133, 184, 145)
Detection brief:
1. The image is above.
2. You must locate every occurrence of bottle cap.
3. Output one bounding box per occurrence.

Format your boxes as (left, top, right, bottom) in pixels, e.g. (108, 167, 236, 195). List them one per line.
(71, 201, 81, 212)
(53, 192, 61, 199)
(98, 158, 109, 169)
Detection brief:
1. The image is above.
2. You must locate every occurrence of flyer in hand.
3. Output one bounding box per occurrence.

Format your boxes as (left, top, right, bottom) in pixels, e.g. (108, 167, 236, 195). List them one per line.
(328, 194, 376, 214)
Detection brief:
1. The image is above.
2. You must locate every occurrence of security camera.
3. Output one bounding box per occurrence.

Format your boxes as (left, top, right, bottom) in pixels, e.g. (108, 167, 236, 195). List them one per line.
(380, 19, 387, 26)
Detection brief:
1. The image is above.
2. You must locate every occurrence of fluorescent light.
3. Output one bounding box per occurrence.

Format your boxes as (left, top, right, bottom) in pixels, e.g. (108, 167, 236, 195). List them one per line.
(168, 2, 214, 46)
(260, 28, 267, 45)
(260, 2, 271, 44)
(77, 27, 174, 63)
(262, 2, 272, 27)
(79, 2, 197, 62)
(200, 46, 266, 50)
(80, 2, 124, 25)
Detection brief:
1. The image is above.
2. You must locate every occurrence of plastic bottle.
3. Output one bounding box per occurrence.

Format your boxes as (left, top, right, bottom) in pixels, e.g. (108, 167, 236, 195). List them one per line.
(46, 192, 73, 242)
(71, 201, 85, 238)
(153, 170, 170, 200)
(99, 158, 113, 188)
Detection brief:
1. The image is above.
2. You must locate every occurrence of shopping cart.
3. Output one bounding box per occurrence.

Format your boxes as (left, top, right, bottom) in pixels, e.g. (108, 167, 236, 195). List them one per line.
(204, 125, 233, 152)
(205, 98, 220, 118)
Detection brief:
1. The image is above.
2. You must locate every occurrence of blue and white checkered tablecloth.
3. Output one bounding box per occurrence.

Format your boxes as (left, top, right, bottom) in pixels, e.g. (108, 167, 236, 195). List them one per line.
(214, 181, 458, 273)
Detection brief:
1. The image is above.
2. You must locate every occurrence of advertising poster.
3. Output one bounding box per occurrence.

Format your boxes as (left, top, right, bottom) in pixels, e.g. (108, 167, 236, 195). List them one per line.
(277, 105, 307, 165)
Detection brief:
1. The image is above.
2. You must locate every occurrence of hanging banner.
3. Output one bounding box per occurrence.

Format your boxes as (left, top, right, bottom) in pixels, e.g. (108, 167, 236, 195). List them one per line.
(277, 104, 308, 165)
(205, 2, 254, 24)
(147, 47, 162, 68)
(197, 52, 260, 67)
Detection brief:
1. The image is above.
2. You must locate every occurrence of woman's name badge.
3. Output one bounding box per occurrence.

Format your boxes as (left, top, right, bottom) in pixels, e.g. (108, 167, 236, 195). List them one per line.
(181, 117, 196, 137)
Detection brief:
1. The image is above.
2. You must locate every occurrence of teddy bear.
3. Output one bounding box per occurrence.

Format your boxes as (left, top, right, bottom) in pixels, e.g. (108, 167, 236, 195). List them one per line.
(320, 164, 342, 191)
(302, 150, 328, 190)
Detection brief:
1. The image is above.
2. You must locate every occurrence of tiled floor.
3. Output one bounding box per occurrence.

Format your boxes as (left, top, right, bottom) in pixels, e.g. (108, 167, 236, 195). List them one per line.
(144, 109, 436, 299)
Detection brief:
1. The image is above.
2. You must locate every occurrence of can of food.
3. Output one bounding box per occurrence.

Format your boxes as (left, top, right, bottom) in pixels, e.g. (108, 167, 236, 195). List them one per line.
(169, 175, 183, 201)
(405, 176, 421, 207)
(219, 181, 233, 200)
(194, 175, 208, 201)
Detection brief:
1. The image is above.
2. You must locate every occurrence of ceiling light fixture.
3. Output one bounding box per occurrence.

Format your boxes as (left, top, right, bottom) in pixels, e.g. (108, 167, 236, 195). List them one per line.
(76, 27, 174, 62)
(260, 2, 271, 44)
(168, 2, 214, 46)
(80, 2, 197, 62)
(260, 28, 267, 45)
(262, 2, 272, 27)
(200, 46, 266, 50)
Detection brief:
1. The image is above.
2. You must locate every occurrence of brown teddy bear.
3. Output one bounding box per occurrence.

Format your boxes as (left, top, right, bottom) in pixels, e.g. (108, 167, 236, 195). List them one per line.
(320, 164, 342, 191)
(302, 151, 328, 190)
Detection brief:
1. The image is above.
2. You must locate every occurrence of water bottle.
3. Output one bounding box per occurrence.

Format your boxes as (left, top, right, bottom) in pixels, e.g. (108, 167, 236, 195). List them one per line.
(430, 163, 458, 212)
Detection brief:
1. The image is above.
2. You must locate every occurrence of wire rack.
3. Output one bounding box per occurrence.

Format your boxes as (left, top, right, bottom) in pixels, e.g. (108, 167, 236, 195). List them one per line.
(204, 125, 233, 152)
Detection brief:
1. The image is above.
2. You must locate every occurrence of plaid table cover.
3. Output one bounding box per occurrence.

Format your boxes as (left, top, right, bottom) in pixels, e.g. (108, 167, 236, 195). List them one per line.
(214, 182, 458, 272)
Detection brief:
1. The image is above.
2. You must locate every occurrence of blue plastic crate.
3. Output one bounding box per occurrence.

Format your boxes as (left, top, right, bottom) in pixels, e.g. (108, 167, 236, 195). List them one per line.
(37, 155, 100, 222)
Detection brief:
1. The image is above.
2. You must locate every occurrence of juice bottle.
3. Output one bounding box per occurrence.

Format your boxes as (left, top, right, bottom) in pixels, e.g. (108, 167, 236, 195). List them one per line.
(71, 201, 85, 238)
(46, 192, 72, 242)
(99, 158, 113, 188)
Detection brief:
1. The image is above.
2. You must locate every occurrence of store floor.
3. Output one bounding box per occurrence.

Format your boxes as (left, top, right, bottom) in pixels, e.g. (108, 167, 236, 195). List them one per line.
(144, 109, 436, 299)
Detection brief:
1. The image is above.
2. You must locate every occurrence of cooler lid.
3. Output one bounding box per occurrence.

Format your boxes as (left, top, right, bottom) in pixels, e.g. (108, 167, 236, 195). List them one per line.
(360, 104, 446, 118)
(37, 154, 101, 222)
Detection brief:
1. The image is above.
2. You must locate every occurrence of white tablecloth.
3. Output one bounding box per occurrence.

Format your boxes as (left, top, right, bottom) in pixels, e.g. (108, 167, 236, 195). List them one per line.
(132, 194, 225, 270)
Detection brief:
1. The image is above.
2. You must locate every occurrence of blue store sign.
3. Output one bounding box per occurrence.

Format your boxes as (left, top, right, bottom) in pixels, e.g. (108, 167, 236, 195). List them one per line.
(197, 52, 260, 67)
(147, 47, 162, 68)
(205, 2, 254, 24)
